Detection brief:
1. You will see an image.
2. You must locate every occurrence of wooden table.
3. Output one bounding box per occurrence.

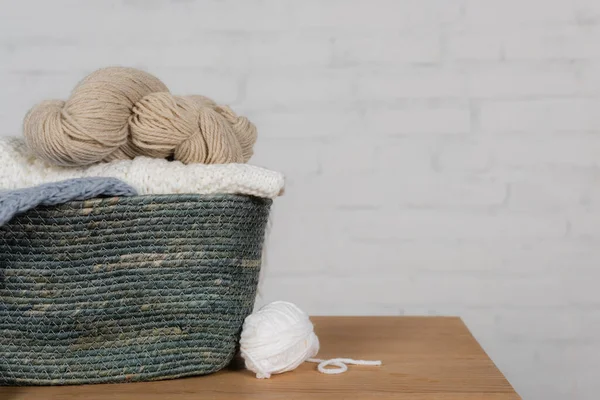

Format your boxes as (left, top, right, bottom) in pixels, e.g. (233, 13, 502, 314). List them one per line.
(1, 317, 520, 399)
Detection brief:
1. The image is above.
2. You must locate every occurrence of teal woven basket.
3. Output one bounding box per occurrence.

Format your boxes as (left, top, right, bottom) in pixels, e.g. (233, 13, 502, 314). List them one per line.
(0, 194, 271, 385)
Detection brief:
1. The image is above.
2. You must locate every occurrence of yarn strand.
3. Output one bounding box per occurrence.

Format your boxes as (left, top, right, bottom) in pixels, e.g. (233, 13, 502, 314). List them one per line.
(307, 358, 382, 374)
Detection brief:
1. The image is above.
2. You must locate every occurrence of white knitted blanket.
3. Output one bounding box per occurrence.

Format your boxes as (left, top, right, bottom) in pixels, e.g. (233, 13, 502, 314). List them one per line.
(0, 137, 284, 199)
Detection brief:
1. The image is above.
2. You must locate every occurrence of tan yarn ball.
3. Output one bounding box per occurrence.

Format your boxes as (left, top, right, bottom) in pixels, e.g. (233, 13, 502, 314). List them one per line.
(22, 67, 257, 166)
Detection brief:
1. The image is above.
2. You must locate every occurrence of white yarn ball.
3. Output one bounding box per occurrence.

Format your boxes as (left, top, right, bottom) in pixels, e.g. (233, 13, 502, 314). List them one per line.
(240, 301, 320, 379)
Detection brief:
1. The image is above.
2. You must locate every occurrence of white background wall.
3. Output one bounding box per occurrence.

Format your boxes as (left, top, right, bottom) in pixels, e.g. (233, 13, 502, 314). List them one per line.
(1, 0, 599, 398)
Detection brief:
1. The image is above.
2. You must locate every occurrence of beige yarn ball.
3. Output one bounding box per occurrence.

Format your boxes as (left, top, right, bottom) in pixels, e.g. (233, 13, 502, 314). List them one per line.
(22, 67, 257, 167)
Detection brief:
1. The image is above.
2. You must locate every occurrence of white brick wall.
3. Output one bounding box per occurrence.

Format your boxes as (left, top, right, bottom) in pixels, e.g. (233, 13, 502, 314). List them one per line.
(1, 0, 599, 398)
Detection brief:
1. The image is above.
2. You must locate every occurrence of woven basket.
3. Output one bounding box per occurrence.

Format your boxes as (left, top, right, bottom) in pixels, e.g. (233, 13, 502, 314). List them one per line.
(0, 193, 271, 385)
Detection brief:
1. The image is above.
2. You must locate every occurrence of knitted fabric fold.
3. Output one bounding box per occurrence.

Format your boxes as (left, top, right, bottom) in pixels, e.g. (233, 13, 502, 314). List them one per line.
(0, 177, 137, 225)
(0, 137, 284, 199)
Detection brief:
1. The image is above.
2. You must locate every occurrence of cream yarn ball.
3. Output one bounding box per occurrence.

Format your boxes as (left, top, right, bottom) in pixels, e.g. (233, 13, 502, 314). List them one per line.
(240, 301, 320, 379)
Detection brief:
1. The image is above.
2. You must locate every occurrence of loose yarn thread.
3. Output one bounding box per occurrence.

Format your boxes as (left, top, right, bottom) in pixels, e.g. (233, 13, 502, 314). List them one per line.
(240, 301, 382, 379)
(23, 67, 257, 167)
(307, 358, 383, 374)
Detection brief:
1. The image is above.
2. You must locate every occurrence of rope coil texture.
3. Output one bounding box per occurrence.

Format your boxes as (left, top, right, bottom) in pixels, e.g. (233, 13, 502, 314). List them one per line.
(23, 67, 257, 167)
(0, 194, 271, 385)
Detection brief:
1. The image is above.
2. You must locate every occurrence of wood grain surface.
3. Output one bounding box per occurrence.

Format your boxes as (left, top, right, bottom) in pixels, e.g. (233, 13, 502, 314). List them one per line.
(0, 316, 521, 399)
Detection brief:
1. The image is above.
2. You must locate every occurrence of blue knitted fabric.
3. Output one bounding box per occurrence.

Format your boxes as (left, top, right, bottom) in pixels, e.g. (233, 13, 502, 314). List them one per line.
(0, 177, 137, 226)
